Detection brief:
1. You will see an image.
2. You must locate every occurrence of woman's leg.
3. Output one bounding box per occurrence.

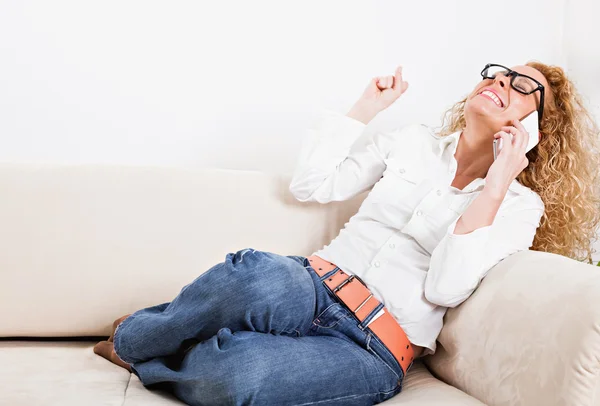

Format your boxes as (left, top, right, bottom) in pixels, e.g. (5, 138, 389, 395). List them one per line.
(113, 248, 317, 365)
(130, 329, 402, 406)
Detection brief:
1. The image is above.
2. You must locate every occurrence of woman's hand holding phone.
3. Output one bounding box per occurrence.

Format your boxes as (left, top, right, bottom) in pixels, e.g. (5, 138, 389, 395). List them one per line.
(347, 65, 409, 124)
(484, 119, 532, 200)
(493, 110, 539, 159)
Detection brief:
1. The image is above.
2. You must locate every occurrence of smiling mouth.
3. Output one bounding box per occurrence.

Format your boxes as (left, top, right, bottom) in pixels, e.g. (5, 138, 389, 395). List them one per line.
(478, 92, 504, 108)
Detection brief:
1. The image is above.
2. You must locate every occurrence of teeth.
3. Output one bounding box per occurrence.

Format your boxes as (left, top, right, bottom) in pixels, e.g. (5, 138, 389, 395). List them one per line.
(481, 90, 502, 107)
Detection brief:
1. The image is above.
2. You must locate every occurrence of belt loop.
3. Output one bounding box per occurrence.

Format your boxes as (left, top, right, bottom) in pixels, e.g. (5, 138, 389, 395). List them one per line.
(319, 267, 340, 281)
(358, 302, 385, 331)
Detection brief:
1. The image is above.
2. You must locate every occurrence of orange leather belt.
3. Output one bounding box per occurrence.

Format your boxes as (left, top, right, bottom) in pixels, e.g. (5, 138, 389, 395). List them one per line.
(307, 255, 414, 374)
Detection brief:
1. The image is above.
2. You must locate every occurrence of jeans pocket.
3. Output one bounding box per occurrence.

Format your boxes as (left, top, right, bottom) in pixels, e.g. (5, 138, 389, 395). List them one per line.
(365, 332, 403, 383)
(312, 303, 351, 329)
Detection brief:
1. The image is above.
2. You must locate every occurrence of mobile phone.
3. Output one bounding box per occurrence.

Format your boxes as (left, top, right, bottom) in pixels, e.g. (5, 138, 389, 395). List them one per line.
(493, 110, 539, 160)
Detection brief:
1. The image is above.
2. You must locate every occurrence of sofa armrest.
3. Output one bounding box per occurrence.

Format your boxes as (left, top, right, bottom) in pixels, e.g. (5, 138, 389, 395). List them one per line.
(424, 250, 600, 406)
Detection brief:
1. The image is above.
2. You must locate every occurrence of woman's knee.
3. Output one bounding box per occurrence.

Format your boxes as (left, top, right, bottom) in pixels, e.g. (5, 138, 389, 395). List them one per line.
(226, 248, 312, 294)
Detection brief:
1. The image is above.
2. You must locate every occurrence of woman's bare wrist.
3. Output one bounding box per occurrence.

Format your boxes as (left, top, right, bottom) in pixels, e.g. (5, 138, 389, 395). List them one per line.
(346, 102, 379, 125)
(482, 185, 508, 203)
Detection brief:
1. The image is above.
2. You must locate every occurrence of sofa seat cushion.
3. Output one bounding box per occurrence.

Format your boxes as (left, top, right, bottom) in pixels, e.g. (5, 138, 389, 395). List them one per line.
(0, 340, 484, 405)
(0, 340, 183, 405)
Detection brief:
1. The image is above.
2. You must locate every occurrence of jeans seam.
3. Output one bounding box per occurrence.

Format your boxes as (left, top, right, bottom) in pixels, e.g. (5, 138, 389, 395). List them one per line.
(314, 303, 337, 320)
(312, 303, 350, 329)
(366, 333, 402, 382)
(312, 314, 350, 329)
(369, 332, 403, 372)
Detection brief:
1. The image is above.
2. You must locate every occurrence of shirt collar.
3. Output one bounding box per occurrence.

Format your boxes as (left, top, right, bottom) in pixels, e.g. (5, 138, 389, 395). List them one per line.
(437, 129, 462, 158)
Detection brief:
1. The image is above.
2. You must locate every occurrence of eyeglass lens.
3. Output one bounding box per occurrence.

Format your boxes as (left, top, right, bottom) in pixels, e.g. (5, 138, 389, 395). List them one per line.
(482, 65, 538, 94)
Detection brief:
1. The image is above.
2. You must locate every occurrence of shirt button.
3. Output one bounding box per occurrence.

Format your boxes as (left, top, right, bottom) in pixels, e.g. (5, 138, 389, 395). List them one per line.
(374, 261, 380, 267)
(416, 210, 423, 216)
(398, 168, 405, 174)
(389, 243, 395, 249)
(436, 189, 442, 196)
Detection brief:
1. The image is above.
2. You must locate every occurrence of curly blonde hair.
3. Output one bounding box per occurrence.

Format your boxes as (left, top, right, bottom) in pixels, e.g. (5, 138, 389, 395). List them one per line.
(436, 61, 600, 262)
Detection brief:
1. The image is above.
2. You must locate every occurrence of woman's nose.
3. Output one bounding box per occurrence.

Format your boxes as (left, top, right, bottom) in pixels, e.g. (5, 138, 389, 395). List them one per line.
(494, 75, 508, 88)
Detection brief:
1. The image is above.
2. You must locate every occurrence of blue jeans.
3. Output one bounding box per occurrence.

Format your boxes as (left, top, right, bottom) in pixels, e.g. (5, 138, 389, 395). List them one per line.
(113, 248, 404, 406)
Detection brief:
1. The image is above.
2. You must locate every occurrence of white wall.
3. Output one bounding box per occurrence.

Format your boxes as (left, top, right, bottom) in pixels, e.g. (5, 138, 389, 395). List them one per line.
(564, 0, 600, 120)
(0, 0, 567, 172)
(563, 0, 600, 262)
(0, 0, 598, 260)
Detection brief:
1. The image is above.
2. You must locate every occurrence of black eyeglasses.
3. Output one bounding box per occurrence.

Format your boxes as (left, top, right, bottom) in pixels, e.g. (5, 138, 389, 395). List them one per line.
(480, 63, 545, 124)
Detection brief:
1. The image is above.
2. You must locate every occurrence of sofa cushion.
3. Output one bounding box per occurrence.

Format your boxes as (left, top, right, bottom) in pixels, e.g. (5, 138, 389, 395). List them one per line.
(0, 340, 484, 405)
(0, 164, 363, 337)
(426, 250, 600, 406)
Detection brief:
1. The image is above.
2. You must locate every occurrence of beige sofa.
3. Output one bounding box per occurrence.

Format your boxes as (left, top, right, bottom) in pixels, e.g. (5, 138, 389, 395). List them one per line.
(1, 163, 599, 406)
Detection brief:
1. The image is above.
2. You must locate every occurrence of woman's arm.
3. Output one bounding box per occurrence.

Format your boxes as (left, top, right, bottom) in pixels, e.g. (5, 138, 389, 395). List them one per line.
(453, 188, 503, 235)
(289, 66, 409, 203)
(425, 119, 544, 307)
(453, 118, 536, 235)
(288, 106, 387, 203)
(424, 190, 544, 307)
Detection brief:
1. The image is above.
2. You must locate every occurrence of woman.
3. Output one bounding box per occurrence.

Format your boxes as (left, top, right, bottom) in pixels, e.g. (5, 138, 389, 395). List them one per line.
(94, 62, 600, 405)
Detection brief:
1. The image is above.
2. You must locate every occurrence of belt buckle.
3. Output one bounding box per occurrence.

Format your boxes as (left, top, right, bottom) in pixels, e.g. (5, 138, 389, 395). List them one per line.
(332, 273, 366, 294)
(329, 273, 371, 317)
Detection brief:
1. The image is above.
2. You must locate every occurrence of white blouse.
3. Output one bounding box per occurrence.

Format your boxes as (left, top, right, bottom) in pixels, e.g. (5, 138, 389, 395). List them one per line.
(289, 110, 544, 355)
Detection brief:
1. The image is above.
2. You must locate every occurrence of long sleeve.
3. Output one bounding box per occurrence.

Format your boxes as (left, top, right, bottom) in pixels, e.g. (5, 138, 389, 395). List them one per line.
(424, 192, 545, 308)
(289, 110, 395, 204)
